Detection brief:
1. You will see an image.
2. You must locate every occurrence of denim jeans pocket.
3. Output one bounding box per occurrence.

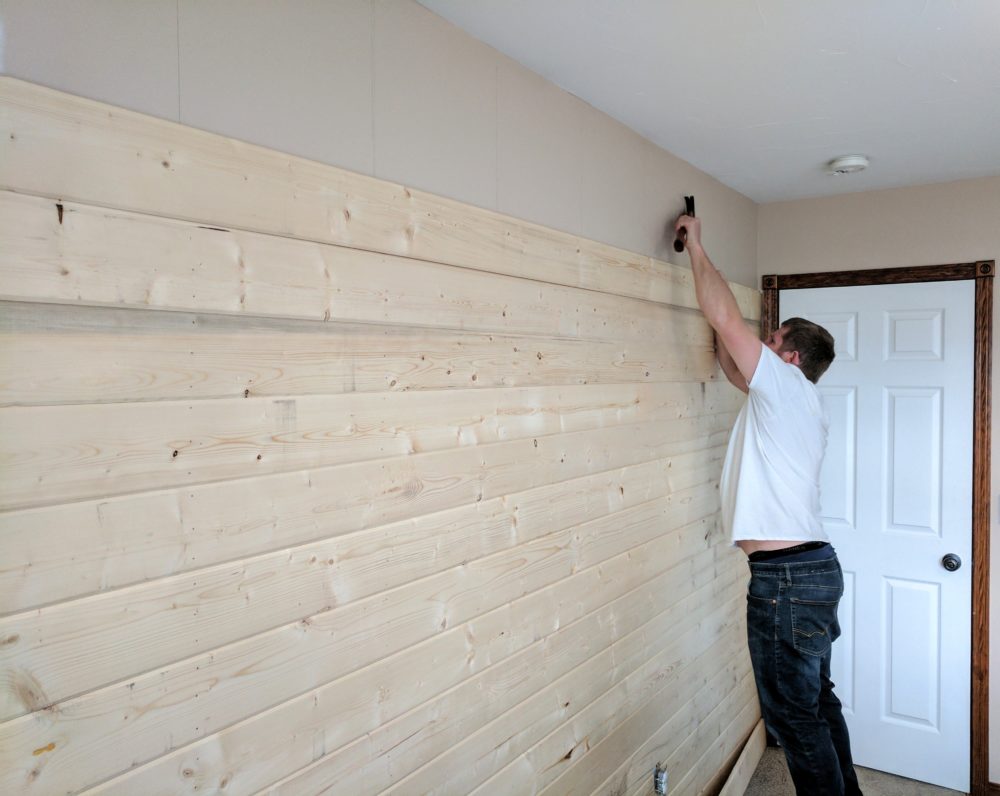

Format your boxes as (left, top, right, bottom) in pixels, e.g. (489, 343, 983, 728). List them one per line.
(789, 587, 840, 657)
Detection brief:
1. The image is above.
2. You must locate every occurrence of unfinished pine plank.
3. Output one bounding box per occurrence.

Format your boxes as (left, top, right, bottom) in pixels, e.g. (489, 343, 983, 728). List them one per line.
(0, 380, 722, 510)
(655, 682, 759, 796)
(87, 540, 732, 796)
(0, 300, 712, 406)
(463, 570, 744, 796)
(693, 740, 745, 796)
(0, 76, 761, 796)
(616, 680, 757, 796)
(0, 442, 726, 673)
(660, 676, 757, 791)
(0, 79, 759, 319)
(588, 667, 755, 796)
(692, 709, 762, 796)
(401, 585, 745, 796)
(8, 512, 722, 796)
(544, 626, 748, 796)
(0, 192, 731, 347)
(0, 479, 720, 725)
(331, 585, 743, 796)
(616, 663, 749, 796)
(717, 720, 766, 796)
(0, 411, 737, 614)
(235, 542, 732, 796)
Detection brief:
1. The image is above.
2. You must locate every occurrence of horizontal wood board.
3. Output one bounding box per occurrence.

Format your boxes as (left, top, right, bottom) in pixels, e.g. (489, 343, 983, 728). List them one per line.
(0, 78, 758, 794)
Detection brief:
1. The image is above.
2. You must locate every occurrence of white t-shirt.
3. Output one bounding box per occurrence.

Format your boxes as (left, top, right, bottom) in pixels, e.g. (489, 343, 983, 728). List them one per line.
(720, 345, 830, 544)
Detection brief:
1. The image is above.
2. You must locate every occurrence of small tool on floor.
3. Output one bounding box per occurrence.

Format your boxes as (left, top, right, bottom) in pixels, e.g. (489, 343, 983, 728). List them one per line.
(673, 195, 696, 252)
(654, 763, 668, 794)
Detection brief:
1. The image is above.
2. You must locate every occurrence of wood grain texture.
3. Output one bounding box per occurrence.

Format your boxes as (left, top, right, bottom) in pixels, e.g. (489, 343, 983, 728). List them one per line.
(717, 719, 766, 796)
(0, 380, 724, 510)
(0, 78, 758, 795)
(458, 583, 745, 796)
(0, 464, 721, 723)
(392, 600, 745, 796)
(92, 553, 739, 796)
(654, 685, 758, 796)
(109, 545, 740, 793)
(251, 554, 740, 796)
(0, 192, 733, 346)
(972, 271, 992, 796)
(6, 512, 727, 795)
(761, 281, 778, 339)
(0, 411, 737, 615)
(0, 301, 711, 406)
(770, 262, 982, 289)
(0, 80, 759, 319)
(553, 638, 752, 796)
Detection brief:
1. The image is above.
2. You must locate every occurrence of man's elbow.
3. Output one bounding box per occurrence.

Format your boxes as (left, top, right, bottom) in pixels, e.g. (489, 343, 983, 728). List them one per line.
(710, 312, 749, 348)
(697, 293, 739, 330)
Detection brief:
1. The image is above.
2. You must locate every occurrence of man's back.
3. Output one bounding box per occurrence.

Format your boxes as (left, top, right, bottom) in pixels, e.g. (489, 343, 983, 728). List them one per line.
(722, 344, 829, 548)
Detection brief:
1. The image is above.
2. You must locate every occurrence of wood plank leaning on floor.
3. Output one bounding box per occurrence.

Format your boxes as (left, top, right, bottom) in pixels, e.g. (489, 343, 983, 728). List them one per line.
(718, 720, 768, 796)
(0, 77, 759, 795)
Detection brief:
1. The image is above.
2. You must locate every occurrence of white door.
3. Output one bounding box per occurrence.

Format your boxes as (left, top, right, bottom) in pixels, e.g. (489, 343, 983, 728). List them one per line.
(780, 280, 973, 792)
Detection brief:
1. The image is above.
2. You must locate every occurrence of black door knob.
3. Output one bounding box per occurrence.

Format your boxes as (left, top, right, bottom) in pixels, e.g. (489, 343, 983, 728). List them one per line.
(942, 554, 962, 572)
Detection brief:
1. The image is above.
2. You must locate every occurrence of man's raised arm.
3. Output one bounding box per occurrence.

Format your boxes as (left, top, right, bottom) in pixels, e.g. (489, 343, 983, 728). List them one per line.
(675, 214, 762, 384)
(715, 332, 749, 393)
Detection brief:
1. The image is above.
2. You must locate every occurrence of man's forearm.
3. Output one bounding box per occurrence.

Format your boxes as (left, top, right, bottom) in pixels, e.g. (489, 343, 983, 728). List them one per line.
(687, 242, 744, 333)
(675, 213, 762, 383)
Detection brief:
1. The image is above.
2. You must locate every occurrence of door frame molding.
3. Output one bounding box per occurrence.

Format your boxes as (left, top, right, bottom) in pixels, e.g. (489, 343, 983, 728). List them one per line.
(761, 260, 994, 795)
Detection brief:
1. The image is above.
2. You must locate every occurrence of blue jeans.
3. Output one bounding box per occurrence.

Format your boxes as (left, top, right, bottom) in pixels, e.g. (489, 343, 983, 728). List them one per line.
(746, 553, 863, 795)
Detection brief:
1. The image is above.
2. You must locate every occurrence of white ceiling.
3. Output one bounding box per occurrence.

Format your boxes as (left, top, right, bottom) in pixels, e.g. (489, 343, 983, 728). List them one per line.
(419, 0, 1000, 203)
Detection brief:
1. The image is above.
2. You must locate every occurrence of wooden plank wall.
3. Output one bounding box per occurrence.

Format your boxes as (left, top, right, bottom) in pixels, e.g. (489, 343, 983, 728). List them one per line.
(0, 77, 759, 795)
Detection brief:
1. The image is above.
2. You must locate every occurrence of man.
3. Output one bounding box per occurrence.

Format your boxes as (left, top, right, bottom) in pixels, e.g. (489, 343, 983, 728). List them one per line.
(675, 214, 862, 795)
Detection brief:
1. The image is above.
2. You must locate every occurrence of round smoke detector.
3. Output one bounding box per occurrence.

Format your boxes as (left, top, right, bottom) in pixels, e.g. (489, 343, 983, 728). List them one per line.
(827, 154, 870, 175)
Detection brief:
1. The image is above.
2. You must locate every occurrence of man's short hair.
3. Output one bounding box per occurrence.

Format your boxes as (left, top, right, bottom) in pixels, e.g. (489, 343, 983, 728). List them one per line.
(779, 317, 836, 383)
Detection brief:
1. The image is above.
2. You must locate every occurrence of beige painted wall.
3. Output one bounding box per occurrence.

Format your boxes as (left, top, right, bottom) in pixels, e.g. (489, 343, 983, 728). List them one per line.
(760, 174, 1000, 782)
(0, 0, 758, 287)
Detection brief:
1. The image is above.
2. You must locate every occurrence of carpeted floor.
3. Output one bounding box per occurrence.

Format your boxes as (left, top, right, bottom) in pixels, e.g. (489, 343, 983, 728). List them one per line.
(744, 748, 966, 795)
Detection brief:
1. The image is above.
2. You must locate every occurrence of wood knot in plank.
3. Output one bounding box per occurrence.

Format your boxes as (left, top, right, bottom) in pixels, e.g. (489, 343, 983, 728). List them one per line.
(33, 742, 56, 757)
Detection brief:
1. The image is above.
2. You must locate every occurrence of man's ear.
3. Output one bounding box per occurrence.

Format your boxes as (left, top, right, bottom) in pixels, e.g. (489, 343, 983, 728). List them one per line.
(781, 350, 801, 366)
